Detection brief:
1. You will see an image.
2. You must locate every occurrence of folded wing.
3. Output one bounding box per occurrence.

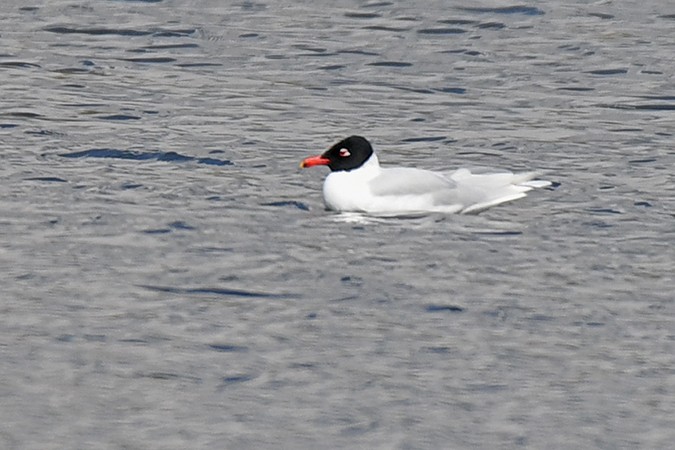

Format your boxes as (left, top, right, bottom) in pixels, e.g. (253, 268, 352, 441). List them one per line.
(368, 167, 550, 214)
(368, 168, 457, 196)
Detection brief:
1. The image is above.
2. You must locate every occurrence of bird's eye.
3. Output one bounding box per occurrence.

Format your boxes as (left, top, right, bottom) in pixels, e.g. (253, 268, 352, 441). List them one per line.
(339, 148, 351, 157)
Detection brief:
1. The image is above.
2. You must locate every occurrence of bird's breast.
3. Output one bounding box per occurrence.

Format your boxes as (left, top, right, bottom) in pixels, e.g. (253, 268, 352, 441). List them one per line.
(322, 171, 373, 212)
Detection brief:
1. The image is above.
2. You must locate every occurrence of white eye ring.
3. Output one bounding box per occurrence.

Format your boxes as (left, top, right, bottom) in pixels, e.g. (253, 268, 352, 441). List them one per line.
(339, 148, 351, 157)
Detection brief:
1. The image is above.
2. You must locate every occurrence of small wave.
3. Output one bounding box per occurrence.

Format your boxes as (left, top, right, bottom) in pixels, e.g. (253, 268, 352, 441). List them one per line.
(417, 28, 467, 35)
(98, 114, 141, 121)
(477, 22, 506, 29)
(368, 61, 413, 67)
(208, 344, 248, 352)
(586, 68, 628, 75)
(43, 26, 196, 37)
(425, 304, 465, 313)
(401, 136, 447, 143)
(0, 61, 41, 68)
(121, 57, 177, 64)
(438, 19, 476, 25)
(344, 12, 381, 19)
(363, 25, 412, 32)
(60, 148, 232, 166)
(262, 201, 310, 211)
(24, 176, 68, 183)
(139, 284, 294, 299)
(458, 6, 545, 16)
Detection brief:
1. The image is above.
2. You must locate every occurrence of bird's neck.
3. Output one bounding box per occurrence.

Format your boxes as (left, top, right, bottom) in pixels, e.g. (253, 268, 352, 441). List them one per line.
(351, 153, 380, 180)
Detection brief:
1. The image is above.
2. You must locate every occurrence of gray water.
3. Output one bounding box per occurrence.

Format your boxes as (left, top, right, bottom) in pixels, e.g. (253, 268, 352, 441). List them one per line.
(1, 1, 674, 448)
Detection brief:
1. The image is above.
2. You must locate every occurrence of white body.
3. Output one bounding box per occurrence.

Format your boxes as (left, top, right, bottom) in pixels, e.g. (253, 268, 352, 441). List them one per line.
(322, 154, 550, 215)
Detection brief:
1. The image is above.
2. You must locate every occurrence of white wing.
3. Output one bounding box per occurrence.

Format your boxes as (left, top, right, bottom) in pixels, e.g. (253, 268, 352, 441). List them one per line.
(369, 167, 551, 214)
(449, 168, 551, 214)
(368, 168, 457, 196)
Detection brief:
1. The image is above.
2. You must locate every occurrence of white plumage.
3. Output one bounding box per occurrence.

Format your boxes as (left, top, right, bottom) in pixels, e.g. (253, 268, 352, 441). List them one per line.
(301, 136, 551, 216)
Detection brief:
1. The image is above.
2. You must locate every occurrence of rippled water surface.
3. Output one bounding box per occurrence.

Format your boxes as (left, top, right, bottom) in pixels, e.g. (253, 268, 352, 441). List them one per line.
(1, 1, 674, 448)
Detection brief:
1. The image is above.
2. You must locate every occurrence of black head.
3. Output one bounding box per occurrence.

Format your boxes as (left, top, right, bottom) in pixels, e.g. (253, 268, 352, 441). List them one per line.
(321, 136, 374, 172)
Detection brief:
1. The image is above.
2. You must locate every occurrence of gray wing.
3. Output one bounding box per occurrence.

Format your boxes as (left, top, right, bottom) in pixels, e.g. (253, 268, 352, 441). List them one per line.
(368, 168, 457, 196)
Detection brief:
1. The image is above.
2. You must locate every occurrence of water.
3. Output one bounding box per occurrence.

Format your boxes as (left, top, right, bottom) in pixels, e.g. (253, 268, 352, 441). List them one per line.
(1, 1, 674, 448)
